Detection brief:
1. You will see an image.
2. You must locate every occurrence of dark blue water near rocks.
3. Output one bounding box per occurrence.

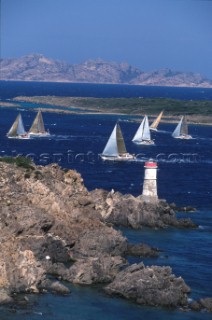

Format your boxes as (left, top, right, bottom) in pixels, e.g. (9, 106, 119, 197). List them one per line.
(0, 82, 212, 319)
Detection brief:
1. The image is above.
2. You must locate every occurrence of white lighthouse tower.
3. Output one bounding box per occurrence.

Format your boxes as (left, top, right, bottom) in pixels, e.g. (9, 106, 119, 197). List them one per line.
(142, 160, 158, 202)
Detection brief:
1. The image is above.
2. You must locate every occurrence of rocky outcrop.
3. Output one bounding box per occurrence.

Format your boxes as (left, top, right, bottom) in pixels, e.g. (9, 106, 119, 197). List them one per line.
(125, 243, 160, 258)
(38, 279, 70, 295)
(0, 159, 208, 311)
(1, 54, 212, 88)
(104, 263, 190, 308)
(0, 161, 127, 301)
(190, 297, 212, 313)
(90, 189, 196, 229)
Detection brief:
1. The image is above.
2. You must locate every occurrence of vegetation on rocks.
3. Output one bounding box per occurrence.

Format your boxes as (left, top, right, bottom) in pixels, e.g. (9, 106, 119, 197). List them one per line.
(0, 156, 34, 169)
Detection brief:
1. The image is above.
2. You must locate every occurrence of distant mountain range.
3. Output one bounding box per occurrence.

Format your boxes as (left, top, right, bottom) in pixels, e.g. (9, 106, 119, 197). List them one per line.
(1, 54, 212, 88)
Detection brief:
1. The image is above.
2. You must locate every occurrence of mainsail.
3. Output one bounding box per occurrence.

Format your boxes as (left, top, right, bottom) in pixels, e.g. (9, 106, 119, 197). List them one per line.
(172, 116, 189, 138)
(116, 123, 127, 154)
(102, 123, 127, 157)
(132, 115, 151, 142)
(29, 110, 46, 134)
(7, 113, 27, 138)
(180, 116, 188, 135)
(150, 110, 164, 130)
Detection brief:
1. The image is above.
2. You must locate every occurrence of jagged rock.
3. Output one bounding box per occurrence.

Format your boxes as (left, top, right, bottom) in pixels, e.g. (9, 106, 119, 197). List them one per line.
(104, 263, 191, 308)
(199, 298, 212, 312)
(0, 290, 13, 304)
(125, 243, 160, 258)
(38, 279, 70, 295)
(71, 228, 127, 259)
(90, 190, 196, 229)
(0, 160, 196, 310)
(64, 255, 126, 285)
(170, 203, 196, 212)
(0, 238, 45, 294)
(0, 161, 127, 297)
(189, 297, 212, 313)
(189, 300, 202, 311)
(175, 218, 196, 228)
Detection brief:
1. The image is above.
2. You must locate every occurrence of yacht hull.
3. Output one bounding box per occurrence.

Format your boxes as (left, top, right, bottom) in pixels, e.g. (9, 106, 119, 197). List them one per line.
(101, 154, 135, 161)
(133, 140, 155, 145)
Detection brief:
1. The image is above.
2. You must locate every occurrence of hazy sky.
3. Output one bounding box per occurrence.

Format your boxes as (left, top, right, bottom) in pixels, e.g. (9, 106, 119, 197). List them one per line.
(1, 0, 212, 78)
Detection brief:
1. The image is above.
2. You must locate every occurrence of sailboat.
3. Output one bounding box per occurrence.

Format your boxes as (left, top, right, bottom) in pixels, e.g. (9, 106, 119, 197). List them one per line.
(150, 110, 164, 131)
(132, 115, 154, 145)
(172, 115, 192, 139)
(101, 123, 135, 161)
(29, 110, 50, 137)
(7, 113, 30, 139)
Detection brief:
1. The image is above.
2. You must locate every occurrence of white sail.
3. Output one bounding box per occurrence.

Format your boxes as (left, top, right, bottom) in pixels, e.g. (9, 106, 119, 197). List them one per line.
(7, 113, 28, 138)
(101, 123, 134, 160)
(102, 124, 119, 157)
(172, 117, 183, 138)
(172, 116, 192, 139)
(132, 115, 151, 142)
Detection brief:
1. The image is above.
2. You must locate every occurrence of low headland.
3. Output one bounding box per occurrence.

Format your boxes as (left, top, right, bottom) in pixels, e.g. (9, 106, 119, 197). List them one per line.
(0, 156, 211, 313)
(4, 95, 212, 125)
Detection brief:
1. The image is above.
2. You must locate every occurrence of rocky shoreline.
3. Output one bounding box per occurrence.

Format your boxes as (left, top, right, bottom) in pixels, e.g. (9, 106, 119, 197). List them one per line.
(0, 159, 211, 313)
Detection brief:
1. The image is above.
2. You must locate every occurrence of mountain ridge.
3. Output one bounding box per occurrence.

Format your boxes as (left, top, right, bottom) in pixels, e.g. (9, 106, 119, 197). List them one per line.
(0, 54, 212, 88)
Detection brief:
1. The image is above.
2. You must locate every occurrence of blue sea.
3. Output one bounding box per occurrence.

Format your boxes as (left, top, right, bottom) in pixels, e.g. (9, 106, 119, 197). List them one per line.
(0, 81, 212, 319)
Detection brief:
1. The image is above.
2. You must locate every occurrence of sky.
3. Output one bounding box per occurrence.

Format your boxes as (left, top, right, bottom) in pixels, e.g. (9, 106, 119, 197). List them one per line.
(1, 0, 212, 78)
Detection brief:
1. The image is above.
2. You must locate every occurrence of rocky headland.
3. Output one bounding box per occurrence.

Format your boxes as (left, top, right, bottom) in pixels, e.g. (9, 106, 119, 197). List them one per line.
(0, 158, 211, 313)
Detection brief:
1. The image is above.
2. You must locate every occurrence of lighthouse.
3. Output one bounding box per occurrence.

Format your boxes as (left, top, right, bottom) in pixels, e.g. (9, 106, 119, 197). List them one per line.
(142, 160, 158, 202)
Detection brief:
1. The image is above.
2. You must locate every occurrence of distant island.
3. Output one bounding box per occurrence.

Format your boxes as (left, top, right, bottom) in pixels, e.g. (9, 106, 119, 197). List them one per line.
(1, 54, 212, 88)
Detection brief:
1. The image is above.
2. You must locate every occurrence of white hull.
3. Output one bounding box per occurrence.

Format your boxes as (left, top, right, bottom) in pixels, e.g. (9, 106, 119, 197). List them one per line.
(7, 135, 30, 140)
(133, 139, 155, 145)
(150, 128, 158, 132)
(29, 132, 50, 138)
(173, 135, 192, 140)
(101, 153, 135, 161)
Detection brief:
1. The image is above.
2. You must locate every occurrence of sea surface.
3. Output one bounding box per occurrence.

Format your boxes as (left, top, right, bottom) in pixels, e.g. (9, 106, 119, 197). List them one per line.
(0, 82, 212, 319)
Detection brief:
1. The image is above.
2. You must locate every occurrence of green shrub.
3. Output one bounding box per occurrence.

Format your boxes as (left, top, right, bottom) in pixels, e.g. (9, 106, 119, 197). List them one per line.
(0, 156, 34, 169)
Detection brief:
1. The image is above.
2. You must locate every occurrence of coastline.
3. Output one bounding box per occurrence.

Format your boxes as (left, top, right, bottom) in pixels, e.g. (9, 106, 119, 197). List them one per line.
(1, 95, 212, 125)
(1, 159, 210, 313)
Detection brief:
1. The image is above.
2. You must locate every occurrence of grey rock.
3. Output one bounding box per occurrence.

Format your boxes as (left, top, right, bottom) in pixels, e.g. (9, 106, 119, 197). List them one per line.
(0, 160, 197, 311)
(125, 243, 160, 258)
(0, 290, 13, 304)
(199, 297, 212, 312)
(65, 255, 126, 285)
(38, 279, 70, 295)
(104, 263, 190, 307)
(91, 191, 197, 229)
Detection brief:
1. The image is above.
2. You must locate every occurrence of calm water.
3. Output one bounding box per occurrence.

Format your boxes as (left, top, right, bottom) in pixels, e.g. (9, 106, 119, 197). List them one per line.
(0, 82, 212, 319)
(1, 80, 212, 100)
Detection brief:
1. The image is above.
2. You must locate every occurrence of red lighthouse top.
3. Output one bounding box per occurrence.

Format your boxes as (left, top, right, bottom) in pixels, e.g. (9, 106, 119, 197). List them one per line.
(144, 160, 158, 168)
